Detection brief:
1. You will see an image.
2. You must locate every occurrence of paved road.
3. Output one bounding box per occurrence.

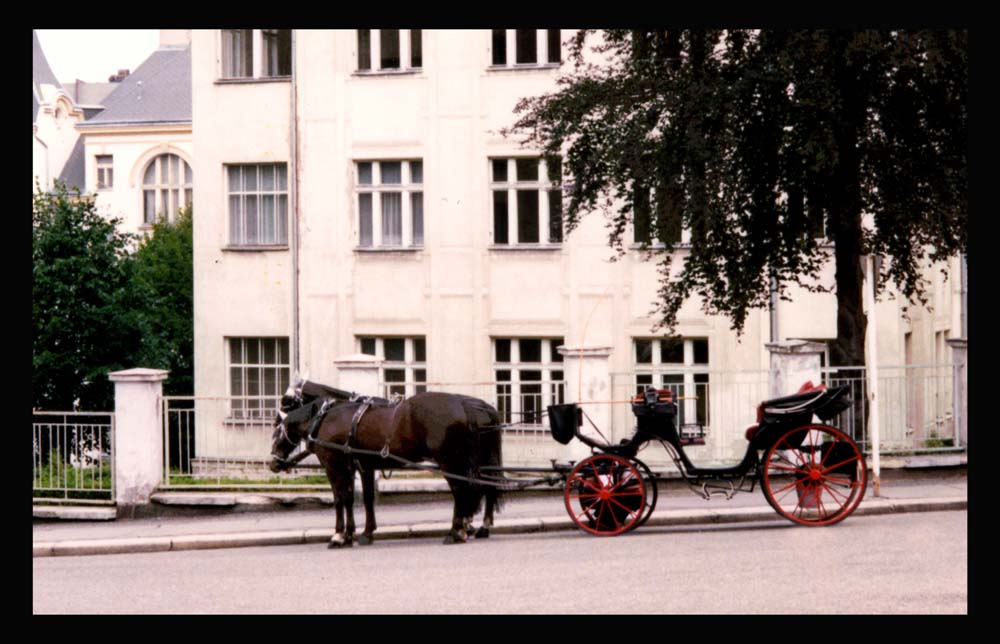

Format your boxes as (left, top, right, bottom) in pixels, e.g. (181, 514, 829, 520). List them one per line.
(33, 509, 966, 614)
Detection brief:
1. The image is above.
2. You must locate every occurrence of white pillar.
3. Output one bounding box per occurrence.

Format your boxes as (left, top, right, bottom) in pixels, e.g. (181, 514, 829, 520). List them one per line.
(764, 340, 826, 398)
(334, 353, 384, 398)
(108, 368, 169, 509)
(558, 345, 613, 461)
(947, 338, 968, 447)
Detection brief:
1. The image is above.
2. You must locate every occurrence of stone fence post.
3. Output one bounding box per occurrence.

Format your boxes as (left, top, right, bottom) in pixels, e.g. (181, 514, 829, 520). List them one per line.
(765, 341, 826, 398)
(947, 338, 967, 447)
(334, 353, 384, 397)
(108, 368, 169, 512)
(558, 345, 613, 461)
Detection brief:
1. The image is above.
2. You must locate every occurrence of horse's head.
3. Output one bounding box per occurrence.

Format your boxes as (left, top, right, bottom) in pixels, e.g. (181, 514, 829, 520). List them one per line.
(269, 379, 305, 473)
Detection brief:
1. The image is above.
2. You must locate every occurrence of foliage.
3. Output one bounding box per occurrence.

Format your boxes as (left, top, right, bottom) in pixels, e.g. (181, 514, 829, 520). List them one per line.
(507, 30, 967, 365)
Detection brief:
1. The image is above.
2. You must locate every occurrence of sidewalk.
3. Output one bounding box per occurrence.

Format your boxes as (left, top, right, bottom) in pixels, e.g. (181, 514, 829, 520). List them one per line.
(32, 465, 967, 558)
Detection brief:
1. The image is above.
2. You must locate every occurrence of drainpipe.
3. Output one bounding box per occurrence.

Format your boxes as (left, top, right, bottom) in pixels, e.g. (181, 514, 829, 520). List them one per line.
(961, 253, 967, 338)
(290, 31, 301, 376)
(769, 273, 779, 342)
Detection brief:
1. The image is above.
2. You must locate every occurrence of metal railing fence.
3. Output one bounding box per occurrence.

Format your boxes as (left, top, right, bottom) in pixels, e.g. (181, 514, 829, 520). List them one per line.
(33, 411, 114, 504)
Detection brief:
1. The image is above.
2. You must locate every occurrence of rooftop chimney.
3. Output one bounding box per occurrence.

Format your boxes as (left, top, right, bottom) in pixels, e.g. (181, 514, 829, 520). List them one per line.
(108, 69, 130, 82)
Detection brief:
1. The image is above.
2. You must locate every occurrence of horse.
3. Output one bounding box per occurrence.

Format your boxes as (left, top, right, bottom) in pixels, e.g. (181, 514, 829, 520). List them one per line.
(269, 382, 506, 547)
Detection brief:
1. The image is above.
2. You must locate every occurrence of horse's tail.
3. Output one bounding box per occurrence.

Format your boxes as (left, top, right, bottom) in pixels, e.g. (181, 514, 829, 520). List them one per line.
(460, 396, 506, 515)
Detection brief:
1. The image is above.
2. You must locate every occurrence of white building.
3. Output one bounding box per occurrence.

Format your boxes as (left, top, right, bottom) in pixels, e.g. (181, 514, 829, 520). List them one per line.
(190, 30, 965, 467)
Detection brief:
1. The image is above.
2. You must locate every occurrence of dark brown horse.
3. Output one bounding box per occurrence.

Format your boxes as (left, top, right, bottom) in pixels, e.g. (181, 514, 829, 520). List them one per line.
(269, 383, 505, 547)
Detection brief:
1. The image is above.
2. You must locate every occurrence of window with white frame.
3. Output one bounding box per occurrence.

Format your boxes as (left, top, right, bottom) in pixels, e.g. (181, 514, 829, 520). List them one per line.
(359, 336, 427, 397)
(142, 154, 192, 225)
(632, 192, 683, 246)
(220, 29, 291, 79)
(633, 337, 710, 429)
(490, 157, 562, 246)
(226, 163, 288, 247)
(357, 29, 422, 72)
(490, 29, 561, 67)
(228, 337, 291, 420)
(356, 160, 424, 248)
(493, 338, 565, 425)
(96, 155, 113, 190)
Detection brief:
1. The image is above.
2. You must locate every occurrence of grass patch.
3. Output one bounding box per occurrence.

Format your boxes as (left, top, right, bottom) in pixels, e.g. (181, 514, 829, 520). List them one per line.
(33, 461, 112, 499)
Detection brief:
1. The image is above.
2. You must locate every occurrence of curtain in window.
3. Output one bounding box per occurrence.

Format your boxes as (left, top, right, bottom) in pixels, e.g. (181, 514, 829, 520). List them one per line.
(382, 192, 403, 246)
(411, 192, 424, 245)
(223, 29, 252, 78)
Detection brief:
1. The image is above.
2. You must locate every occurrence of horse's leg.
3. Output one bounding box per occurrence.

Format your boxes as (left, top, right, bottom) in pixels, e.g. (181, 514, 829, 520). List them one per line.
(442, 480, 469, 545)
(328, 466, 355, 549)
(358, 467, 377, 546)
(476, 487, 496, 539)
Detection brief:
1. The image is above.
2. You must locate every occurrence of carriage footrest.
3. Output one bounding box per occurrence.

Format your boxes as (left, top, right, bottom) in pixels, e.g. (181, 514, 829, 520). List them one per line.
(680, 437, 706, 446)
(680, 423, 706, 446)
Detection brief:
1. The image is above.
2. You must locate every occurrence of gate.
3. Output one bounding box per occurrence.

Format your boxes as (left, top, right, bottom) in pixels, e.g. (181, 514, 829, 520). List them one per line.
(33, 411, 115, 504)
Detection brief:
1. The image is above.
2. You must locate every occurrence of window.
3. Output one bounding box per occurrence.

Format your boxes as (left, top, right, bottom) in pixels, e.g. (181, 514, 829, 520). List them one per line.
(359, 336, 427, 397)
(96, 155, 113, 190)
(634, 337, 710, 430)
(633, 190, 683, 246)
(490, 157, 562, 246)
(220, 29, 291, 79)
(357, 29, 422, 72)
(142, 154, 192, 225)
(228, 337, 291, 420)
(356, 160, 423, 248)
(490, 29, 561, 67)
(494, 338, 565, 425)
(226, 163, 288, 247)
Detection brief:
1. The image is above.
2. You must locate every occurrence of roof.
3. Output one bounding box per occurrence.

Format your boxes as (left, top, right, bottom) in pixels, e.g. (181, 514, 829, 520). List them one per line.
(56, 138, 86, 192)
(79, 45, 191, 127)
(32, 31, 60, 89)
(62, 81, 117, 107)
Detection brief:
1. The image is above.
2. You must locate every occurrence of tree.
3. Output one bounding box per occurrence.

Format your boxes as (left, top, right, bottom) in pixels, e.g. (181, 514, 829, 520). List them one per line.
(33, 183, 148, 410)
(132, 206, 194, 396)
(508, 30, 967, 366)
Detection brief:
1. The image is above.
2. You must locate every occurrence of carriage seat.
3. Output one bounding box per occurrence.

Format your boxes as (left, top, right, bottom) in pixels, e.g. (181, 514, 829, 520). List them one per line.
(745, 381, 828, 440)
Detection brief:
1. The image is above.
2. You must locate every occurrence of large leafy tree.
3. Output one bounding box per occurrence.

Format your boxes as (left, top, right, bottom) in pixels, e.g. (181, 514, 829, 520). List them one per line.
(508, 30, 967, 366)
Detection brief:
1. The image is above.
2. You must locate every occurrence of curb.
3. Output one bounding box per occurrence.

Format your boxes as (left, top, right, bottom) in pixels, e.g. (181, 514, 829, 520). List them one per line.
(33, 496, 966, 558)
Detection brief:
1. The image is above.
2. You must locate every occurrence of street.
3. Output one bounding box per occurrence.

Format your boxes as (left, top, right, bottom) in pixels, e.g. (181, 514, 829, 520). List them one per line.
(33, 509, 966, 614)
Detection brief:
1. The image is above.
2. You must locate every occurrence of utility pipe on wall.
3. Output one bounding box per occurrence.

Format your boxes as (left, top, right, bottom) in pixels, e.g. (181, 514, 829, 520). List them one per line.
(290, 30, 301, 376)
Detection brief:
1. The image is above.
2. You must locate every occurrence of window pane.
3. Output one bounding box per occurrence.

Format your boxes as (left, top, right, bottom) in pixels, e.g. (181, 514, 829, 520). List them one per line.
(184, 161, 193, 184)
(260, 165, 275, 190)
(359, 193, 373, 247)
(145, 162, 157, 185)
(223, 29, 252, 78)
(635, 340, 653, 364)
(381, 192, 402, 246)
(358, 162, 373, 185)
(227, 165, 242, 192)
(357, 30, 371, 70)
(243, 165, 257, 191)
(693, 339, 709, 365)
(547, 29, 561, 63)
(380, 29, 401, 69)
(263, 29, 292, 77)
(360, 337, 376, 355)
(492, 159, 508, 182)
(384, 368, 406, 383)
(228, 195, 242, 244)
(660, 339, 684, 364)
(410, 160, 423, 184)
(161, 156, 170, 183)
(246, 339, 260, 364)
(277, 195, 288, 244)
(414, 338, 426, 362)
(276, 164, 287, 190)
(384, 339, 405, 362)
(277, 338, 289, 363)
(519, 339, 542, 363)
(495, 339, 511, 363)
(245, 195, 258, 244)
(550, 339, 564, 363)
(493, 191, 508, 244)
(492, 29, 507, 65)
(262, 195, 275, 244)
(169, 155, 179, 184)
(381, 161, 402, 184)
(515, 158, 538, 182)
(263, 339, 276, 364)
(410, 29, 422, 68)
(517, 190, 539, 243)
(549, 190, 563, 243)
(411, 192, 424, 245)
(515, 29, 537, 64)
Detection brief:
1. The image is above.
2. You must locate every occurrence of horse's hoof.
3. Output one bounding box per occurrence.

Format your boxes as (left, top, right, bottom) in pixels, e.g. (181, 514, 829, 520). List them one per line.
(474, 527, 490, 539)
(358, 534, 374, 546)
(443, 531, 468, 545)
(328, 535, 353, 549)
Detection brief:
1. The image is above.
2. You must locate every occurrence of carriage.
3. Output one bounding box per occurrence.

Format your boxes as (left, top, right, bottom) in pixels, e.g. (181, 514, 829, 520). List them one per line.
(270, 378, 867, 545)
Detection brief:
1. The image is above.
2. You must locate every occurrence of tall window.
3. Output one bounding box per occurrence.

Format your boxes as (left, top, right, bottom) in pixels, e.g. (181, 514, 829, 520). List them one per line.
(226, 163, 288, 247)
(228, 337, 291, 420)
(632, 193, 683, 246)
(96, 155, 113, 190)
(357, 29, 422, 72)
(490, 29, 561, 67)
(491, 157, 562, 246)
(142, 154, 192, 225)
(359, 336, 427, 397)
(494, 338, 565, 425)
(356, 160, 423, 248)
(634, 337, 710, 430)
(221, 29, 291, 79)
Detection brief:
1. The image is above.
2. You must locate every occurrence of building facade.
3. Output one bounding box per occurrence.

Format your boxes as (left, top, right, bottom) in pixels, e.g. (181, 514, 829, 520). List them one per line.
(191, 30, 965, 466)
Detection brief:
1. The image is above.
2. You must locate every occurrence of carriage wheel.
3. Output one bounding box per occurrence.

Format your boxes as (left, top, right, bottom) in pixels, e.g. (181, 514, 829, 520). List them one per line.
(564, 454, 646, 536)
(631, 458, 658, 531)
(761, 424, 867, 527)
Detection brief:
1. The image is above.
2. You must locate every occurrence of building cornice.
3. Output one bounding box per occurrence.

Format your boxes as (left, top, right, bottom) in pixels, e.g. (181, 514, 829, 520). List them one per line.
(75, 122, 192, 135)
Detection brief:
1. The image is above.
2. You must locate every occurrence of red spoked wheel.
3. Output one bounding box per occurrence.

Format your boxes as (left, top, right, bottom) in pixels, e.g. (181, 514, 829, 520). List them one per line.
(761, 424, 867, 527)
(564, 454, 647, 536)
